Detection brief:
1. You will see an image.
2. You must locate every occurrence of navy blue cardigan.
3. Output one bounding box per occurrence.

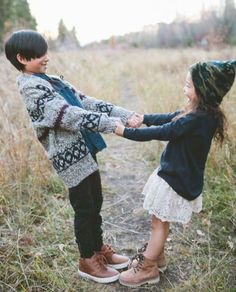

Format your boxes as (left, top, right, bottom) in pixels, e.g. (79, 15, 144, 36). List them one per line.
(123, 110, 218, 201)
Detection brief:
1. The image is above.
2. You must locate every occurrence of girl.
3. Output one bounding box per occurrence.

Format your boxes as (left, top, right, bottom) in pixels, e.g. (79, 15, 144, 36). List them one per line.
(115, 60, 236, 287)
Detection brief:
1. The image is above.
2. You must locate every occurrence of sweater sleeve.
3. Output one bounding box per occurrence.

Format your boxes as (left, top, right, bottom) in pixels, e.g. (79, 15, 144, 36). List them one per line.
(143, 111, 181, 126)
(71, 88, 134, 125)
(123, 114, 198, 141)
(23, 84, 119, 134)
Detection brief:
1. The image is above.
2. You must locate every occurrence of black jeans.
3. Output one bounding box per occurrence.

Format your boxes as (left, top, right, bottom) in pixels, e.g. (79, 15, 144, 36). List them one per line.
(68, 170, 103, 258)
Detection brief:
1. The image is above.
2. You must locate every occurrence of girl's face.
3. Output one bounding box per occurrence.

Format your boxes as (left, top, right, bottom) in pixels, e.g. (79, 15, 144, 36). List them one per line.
(17, 52, 49, 74)
(183, 72, 198, 104)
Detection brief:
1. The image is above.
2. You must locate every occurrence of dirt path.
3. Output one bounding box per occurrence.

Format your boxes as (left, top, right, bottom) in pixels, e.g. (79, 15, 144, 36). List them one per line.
(100, 81, 152, 250)
(92, 81, 184, 291)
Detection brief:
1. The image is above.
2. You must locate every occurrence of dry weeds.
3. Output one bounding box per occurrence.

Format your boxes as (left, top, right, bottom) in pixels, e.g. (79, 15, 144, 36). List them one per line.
(0, 48, 235, 291)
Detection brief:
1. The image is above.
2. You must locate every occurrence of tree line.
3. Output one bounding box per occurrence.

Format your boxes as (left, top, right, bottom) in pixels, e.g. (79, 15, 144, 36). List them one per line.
(0, 0, 79, 51)
(0, 0, 36, 48)
(103, 0, 236, 49)
(1, 0, 236, 50)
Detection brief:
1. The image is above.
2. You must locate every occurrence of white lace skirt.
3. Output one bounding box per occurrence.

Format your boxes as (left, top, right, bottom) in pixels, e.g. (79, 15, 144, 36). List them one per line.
(142, 168, 202, 224)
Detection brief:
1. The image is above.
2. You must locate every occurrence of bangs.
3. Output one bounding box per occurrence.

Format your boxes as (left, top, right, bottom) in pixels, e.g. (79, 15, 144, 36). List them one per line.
(17, 31, 48, 60)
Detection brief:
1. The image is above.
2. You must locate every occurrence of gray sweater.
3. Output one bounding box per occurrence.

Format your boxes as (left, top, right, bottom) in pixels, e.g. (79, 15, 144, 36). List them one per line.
(17, 73, 133, 187)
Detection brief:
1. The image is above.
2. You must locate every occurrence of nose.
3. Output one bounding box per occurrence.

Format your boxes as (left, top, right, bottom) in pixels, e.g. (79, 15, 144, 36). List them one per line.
(44, 53, 49, 62)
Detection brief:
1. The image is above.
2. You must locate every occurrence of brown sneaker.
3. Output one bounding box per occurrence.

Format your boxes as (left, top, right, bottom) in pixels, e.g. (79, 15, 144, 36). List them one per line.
(78, 253, 119, 283)
(119, 254, 160, 287)
(97, 244, 130, 269)
(130, 243, 167, 272)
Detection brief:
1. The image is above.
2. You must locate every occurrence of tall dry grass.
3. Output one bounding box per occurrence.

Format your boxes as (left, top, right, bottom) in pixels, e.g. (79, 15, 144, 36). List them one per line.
(0, 48, 235, 290)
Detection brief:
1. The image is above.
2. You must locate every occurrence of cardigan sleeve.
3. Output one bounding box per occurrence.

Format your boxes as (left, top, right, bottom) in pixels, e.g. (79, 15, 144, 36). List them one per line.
(23, 84, 119, 134)
(143, 111, 181, 126)
(71, 87, 134, 125)
(123, 113, 198, 141)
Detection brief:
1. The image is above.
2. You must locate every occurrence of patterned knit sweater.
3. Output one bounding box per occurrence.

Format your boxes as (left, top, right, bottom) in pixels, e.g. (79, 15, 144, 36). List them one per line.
(17, 73, 134, 187)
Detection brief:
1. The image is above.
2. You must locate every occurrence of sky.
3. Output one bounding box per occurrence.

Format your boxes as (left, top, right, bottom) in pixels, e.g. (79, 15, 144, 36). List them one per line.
(28, 0, 224, 46)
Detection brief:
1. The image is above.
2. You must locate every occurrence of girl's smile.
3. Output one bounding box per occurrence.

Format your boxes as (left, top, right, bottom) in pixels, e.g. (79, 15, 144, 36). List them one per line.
(183, 72, 198, 103)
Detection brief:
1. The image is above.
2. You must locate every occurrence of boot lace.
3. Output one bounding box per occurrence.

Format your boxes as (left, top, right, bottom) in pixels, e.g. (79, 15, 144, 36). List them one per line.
(128, 243, 148, 269)
(103, 244, 115, 255)
(137, 242, 148, 253)
(93, 254, 107, 271)
(130, 253, 145, 273)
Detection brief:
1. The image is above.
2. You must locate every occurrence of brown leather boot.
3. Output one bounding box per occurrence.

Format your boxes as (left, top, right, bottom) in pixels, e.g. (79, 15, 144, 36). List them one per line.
(97, 244, 130, 269)
(78, 253, 119, 283)
(119, 254, 160, 287)
(130, 242, 167, 272)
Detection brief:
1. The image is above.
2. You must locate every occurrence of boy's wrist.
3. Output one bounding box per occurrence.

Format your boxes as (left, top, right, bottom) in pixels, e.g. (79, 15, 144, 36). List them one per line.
(107, 117, 122, 133)
(113, 117, 123, 132)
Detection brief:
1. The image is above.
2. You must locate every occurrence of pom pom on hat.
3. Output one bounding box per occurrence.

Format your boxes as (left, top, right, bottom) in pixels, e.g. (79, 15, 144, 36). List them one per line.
(190, 60, 236, 106)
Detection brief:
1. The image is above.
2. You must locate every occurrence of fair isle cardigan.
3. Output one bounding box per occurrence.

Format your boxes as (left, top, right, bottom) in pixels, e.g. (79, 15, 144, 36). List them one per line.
(17, 73, 134, 188)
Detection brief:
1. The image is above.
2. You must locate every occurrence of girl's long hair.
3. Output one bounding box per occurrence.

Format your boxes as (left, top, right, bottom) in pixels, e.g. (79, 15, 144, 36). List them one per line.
(198, 99, 228, 145)
(174, 90, 227, 145)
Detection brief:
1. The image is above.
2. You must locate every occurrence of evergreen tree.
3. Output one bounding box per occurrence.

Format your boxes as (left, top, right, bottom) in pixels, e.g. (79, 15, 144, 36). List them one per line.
(0, 0, 36, 49)
(0, 0, 11, 46)
(12, 0, 36, 28)
(57, 19, 80, 50)
(58, 19, 68, 43)
(70, 26, 80, 47)
(223, 0, 236, 44)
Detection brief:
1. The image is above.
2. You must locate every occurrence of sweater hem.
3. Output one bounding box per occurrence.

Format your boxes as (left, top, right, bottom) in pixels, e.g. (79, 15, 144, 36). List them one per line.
(57, 153, 99, 188)
(157, 173, 201, 201)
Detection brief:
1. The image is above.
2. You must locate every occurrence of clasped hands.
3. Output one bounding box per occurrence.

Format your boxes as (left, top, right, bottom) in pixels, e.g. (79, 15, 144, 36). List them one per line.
(115, 113, 143, 136)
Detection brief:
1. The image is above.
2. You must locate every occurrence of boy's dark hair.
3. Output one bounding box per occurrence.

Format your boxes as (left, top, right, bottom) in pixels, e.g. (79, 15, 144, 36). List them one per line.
(5, 30, 48, 71)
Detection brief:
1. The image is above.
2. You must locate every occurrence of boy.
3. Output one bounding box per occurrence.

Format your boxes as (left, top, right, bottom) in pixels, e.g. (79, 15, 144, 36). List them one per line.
(5, 30, 141, 283)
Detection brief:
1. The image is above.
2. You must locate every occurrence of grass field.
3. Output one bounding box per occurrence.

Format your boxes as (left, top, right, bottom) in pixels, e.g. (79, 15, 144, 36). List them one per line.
(0, 47, 235, 291)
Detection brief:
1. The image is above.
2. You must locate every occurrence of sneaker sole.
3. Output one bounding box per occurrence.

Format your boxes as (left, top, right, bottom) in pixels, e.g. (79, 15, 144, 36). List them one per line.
(108, 259, 130, 270)
(78, 269, 119, 283)
(119, 276, 160, 288)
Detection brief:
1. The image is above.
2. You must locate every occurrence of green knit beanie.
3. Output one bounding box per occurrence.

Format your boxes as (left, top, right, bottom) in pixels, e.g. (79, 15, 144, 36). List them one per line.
(190, 60, 236, 106)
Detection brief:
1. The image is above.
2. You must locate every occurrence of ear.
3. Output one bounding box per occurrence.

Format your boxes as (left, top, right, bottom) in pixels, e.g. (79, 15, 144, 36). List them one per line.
(17, 53, 28, 65)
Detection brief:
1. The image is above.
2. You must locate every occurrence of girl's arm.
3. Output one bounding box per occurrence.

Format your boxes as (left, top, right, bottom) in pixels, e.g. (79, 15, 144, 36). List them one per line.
(143, 111, 181, 126)
(116, 113, 198, 141)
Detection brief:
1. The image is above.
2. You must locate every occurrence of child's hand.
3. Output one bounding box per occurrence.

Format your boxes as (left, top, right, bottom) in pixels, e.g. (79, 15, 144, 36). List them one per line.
(115, 122, 125, 136)
(128, 113, 144, 128)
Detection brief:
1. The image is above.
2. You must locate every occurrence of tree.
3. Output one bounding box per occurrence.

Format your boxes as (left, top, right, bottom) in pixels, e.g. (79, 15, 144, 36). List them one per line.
(56, 19, 80, 50)
(0, 0, 36, 49)
(58, 19, 68, 43)
(70, 26, 80, 47)
(0, 0, 11, 46)
(223, 0, 236, 44)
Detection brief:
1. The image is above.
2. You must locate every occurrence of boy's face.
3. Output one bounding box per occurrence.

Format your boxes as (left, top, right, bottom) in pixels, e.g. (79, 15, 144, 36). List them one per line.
(17, 53, 49, 74)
